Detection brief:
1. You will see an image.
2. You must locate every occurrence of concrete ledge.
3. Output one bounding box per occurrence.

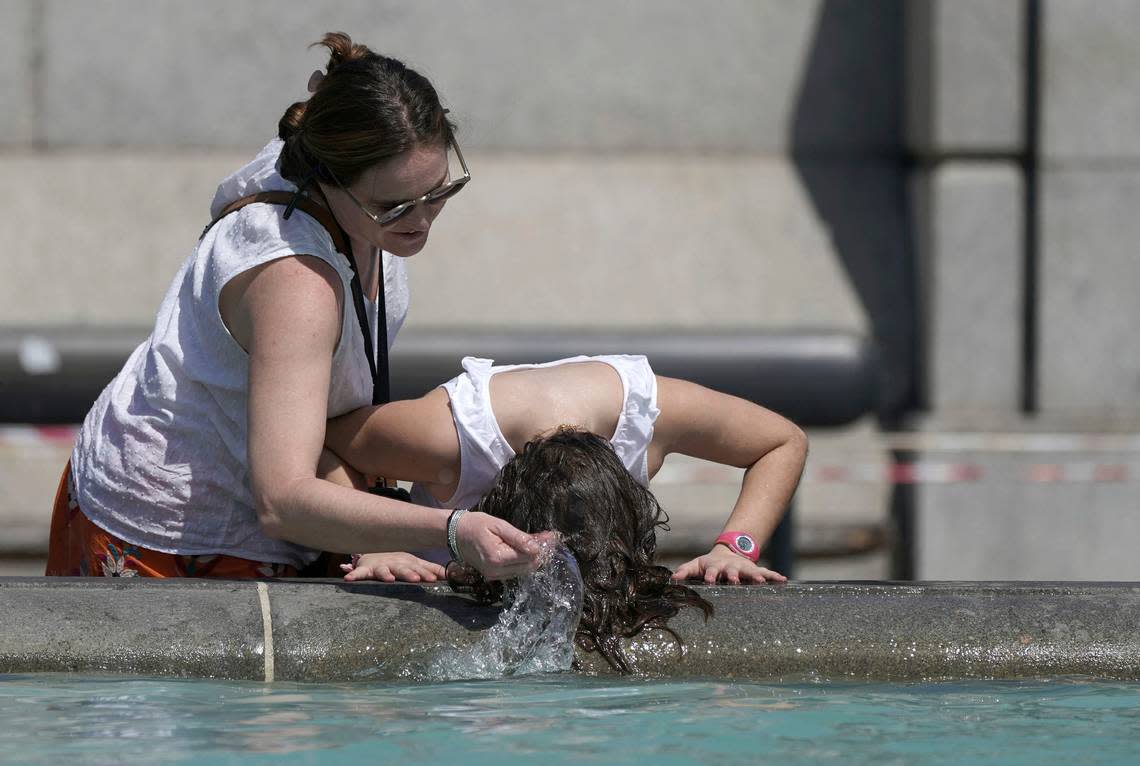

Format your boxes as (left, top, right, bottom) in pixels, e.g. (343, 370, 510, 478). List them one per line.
(2, 578, 1138, 682)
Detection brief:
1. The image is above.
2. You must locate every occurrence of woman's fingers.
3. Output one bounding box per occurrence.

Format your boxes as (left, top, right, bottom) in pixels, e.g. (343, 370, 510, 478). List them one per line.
(479, 554, 540, 581)
(456, 512, 545, 580)
(531, 530, 561, 549)
(489, 518, 542, 557)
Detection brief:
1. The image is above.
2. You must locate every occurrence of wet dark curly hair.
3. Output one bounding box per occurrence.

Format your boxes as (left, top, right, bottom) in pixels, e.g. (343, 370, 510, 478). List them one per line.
(449, 427, 713, 673)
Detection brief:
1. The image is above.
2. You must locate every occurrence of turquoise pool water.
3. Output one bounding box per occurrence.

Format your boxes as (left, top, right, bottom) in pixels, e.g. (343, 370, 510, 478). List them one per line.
(2, 674, 1139, 765)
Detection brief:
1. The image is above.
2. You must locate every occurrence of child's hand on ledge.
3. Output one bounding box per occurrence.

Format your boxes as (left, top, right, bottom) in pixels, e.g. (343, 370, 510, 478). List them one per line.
(671, 546, 787, 585)
(341, 552, 447, 583)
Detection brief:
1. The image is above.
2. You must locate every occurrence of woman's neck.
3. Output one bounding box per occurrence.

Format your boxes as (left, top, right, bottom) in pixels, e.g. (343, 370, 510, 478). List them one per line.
(351, 241, 380, 301)
(310, 185, 380, 301)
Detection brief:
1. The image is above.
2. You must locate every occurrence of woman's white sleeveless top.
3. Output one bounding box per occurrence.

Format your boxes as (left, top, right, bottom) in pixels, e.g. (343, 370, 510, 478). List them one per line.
(70, 139, 409, 567)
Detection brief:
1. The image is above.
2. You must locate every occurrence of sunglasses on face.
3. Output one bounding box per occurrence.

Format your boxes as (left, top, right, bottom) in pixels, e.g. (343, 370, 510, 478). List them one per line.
(327, 137, 471, 227)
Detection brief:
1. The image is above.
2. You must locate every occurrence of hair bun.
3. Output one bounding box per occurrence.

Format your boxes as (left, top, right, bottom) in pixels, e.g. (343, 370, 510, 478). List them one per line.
(277, 100, 307, 142)
(317, 31, 373, 73)
(277, 32, 451, 186)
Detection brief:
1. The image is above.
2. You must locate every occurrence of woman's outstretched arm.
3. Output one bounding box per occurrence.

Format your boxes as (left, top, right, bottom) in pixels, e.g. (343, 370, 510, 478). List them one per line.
(229, 254, 540, 580)
(650, 376, 808, 584)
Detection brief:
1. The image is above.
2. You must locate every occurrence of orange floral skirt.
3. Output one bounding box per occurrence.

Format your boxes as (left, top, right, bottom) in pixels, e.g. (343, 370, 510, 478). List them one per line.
(45, 462, 301, 578)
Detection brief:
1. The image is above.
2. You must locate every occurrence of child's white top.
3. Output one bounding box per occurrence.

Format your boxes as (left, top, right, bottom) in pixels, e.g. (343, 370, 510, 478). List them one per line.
(70, 138, 409, 568)
(411, 355, 660, 511)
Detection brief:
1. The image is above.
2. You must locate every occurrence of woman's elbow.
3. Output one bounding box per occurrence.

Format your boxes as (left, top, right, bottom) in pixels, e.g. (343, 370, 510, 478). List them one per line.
(251, 485, 295, 541)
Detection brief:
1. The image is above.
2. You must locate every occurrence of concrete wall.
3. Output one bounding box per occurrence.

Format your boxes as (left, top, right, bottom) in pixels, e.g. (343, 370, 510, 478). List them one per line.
(903, 0, 1140, 579)
(1038, 0, 1140, 418)
(906, 0, 1025, 155)
(906, 0, 1025, 413)
(5, 1, 1140, 580)
(19, 1, 883, 154)
(0, 0, 903, 580)
(912, 162, 1024, 412)
(0, 0, 912, 343)
(905, 0, 1140, 421)
(4, 1, 900, 154)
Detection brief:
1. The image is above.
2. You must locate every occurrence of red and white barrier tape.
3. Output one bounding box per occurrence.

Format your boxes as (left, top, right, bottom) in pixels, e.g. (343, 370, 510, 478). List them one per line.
(3, 426, 1140, 484)
(653, 460, 1138, 485)
(651, 460, 1136, 485)
(0, 425, 81, 448)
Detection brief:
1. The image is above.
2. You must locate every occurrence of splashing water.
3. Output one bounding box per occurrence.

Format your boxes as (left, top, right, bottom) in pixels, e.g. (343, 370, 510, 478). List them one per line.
(430, 542, 584, 680)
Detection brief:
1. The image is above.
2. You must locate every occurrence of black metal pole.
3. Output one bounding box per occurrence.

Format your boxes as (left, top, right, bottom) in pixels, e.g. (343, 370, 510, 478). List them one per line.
(768, 500, 795, 578)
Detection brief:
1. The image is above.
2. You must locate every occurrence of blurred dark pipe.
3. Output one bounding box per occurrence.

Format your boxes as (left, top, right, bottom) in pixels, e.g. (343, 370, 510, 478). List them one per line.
(0, 327, 878, 427)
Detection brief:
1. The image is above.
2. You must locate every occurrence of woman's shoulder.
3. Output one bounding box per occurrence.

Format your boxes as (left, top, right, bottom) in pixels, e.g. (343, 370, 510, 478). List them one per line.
(208, 138, 290, 218)
(201, 199, 348, 289)
(203, 139, 347, 273)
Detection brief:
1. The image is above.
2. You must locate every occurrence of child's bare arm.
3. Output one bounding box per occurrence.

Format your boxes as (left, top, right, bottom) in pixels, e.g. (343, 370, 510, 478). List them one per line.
(324, 387, 461, 488)
(651, 376, 808, 583)
(319, 405, 456, 588)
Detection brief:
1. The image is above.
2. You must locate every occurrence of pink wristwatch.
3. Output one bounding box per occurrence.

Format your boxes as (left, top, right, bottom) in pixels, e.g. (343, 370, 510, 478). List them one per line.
(714, 531, 760, 562)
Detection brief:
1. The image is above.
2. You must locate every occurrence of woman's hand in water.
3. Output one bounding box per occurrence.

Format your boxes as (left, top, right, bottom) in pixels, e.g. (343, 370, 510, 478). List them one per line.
(341, 552, 447, 583)
(671, 546, 787, 585)
(454, 511, 545, 581)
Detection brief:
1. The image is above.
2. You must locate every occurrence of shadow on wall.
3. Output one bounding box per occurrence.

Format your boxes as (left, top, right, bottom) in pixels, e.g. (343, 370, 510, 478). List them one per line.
(790, 0, 915, 426)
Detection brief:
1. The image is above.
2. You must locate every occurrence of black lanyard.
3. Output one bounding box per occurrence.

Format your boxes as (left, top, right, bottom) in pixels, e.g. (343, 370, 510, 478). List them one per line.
(343, 245, 389, 407)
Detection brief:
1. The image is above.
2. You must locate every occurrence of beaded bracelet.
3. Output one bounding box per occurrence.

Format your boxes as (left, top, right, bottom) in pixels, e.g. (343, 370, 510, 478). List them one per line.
(446, 508, 468, 564)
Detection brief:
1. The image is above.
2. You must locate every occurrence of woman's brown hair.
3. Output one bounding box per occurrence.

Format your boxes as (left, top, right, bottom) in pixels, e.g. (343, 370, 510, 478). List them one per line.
(278, 32, 454, 187)
(451, 427, 713, 673)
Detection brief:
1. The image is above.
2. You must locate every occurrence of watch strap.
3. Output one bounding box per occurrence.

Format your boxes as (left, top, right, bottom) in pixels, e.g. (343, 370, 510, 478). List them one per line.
(714, 531, 760, 562)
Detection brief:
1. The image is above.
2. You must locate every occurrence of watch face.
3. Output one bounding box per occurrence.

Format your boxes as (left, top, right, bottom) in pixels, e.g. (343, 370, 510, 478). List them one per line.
(734, 534, 755, 553)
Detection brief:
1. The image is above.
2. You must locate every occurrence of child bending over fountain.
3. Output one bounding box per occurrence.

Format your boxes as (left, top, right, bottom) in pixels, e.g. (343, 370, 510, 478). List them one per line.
(321, 355, 806, 670)
(324, 355, 806, 581)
